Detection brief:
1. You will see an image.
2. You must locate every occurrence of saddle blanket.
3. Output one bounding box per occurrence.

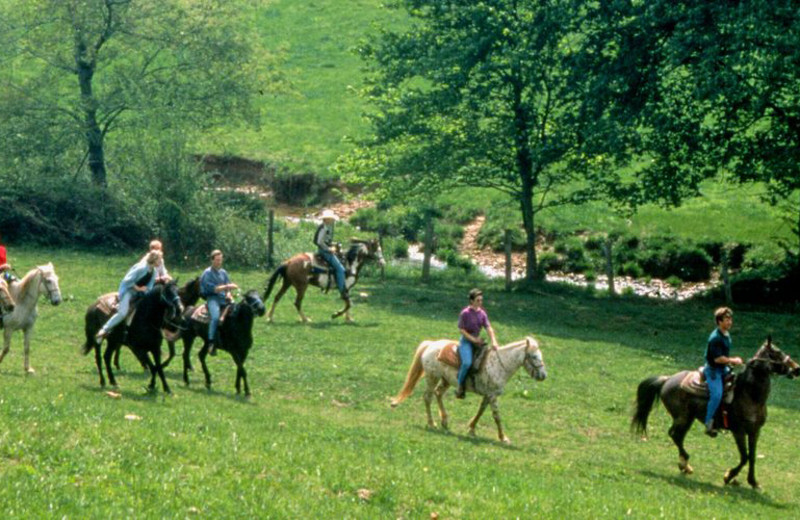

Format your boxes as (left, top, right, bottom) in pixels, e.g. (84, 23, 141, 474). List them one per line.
(97, 292, 119, 316)
(679, 368, 735, 404)
(190, 304, 231, 325)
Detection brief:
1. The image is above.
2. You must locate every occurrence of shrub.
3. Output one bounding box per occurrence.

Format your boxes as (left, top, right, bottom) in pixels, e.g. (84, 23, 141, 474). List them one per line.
(382, 236, 409, 259)
(437, 248, 474, 272)
(621, 261, 644, 279)
(537, 251, 564, 273)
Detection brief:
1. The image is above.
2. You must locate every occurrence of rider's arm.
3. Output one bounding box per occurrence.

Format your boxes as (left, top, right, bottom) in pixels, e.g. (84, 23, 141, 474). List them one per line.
(713, 355, 743, 366)
(460, 328, 482, 344)
(486, 324, 499, 348)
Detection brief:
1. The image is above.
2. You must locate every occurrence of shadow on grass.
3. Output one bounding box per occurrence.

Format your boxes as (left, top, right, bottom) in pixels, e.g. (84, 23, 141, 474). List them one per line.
(412, 424, 520, 451)
(266, 320, 381, 330)
(638, 469, 790, 509)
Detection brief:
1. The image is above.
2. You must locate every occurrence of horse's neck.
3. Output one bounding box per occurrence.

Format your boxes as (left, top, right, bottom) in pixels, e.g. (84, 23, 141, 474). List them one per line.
(490, 342, 528, 380)
(736, 365, 771, 404)
(12, 270, 41, 309)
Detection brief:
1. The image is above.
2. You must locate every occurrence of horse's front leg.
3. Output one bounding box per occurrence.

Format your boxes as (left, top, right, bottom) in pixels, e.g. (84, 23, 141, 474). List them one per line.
(0, 328, 12, 365)
(468, 396, 491, 437)
(331, 295, 351, 321)
(154, 348, 171, 394)
(489, 396, 510, 444)
(23, 326, 34, 374)
(746, 430, 761, 490)
(160, 339, 176, 369)
(724, 430, 749, 486)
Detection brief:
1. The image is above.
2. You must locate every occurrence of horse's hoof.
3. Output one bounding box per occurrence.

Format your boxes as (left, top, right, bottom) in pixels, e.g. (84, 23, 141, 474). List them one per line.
(679, 464, 694, 475)
(468, 429, 477, 437)
(25, 367, 35, 375)
(749, 481, 761, 491)
(501, 436, 512, 445)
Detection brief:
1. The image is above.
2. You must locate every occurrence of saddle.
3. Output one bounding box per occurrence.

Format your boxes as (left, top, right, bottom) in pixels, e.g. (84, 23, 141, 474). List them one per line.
(190, 303, 233, 325)
(96, 292, 143, 327)
(679, 367, 736, 404)
(437, 340, 490, 378)
(311, 248, 347, 293)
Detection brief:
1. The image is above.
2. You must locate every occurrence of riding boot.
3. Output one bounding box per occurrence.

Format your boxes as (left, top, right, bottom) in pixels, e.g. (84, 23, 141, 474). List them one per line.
(208, 333, 220, 356)
(455, 384, 466, 399)
(704, 419, 718, 438)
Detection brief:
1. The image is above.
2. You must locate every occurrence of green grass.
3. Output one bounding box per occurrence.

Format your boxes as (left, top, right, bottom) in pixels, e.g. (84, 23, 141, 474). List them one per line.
(199, 0, 403, 171)
(1, 246, 799, 518)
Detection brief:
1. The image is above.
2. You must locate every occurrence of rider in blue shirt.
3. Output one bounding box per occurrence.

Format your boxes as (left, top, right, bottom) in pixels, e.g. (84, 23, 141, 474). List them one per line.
(703, 307, 743, 436)
(200, 249, 238, 356)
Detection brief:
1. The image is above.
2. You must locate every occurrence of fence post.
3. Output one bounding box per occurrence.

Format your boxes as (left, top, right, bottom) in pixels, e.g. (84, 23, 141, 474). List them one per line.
(722, 245, 733, 305)
(505, 229, 513, 291)
(422, 212, 434, 283)
(267, 209, 275, 269)
(603, 236, 615, 296)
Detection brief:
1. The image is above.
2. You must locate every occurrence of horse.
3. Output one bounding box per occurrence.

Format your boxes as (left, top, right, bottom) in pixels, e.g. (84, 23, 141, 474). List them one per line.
(0, 278, 14, 316)
(180, 289, 266, 396)
(391, 336, 547, 444)
(110, 276, 202, 371)
(0, 263, 62, 374)
(263, 238, 386, 323)
(632, 337, 800, 489)
(82, 281, 183, 392)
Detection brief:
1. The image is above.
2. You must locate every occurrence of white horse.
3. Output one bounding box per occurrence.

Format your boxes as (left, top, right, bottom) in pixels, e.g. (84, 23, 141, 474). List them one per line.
(391, 336, 547, 444)
(0, 263, 62, 374)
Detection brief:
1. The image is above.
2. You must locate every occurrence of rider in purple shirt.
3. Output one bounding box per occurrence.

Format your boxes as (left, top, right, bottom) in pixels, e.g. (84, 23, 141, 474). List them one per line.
(455, 288, 499, 399)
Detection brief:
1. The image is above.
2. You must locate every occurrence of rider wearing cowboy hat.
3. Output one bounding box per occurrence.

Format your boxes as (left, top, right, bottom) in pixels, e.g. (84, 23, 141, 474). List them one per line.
(314, 209, 348, 299)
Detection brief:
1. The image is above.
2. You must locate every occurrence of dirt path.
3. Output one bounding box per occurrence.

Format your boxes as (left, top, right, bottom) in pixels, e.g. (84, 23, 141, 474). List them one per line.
(458, 215, 527, 279)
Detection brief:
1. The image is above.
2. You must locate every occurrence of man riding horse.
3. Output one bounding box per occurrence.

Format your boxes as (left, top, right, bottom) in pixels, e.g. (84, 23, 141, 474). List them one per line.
(703, 307, 742, 436)
(314, 209, 349, 300)
(200, 249, 238, 356)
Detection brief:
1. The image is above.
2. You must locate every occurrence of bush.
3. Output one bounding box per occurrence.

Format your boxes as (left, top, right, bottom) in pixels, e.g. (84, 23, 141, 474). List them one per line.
(537, 251, 564, 273)
(437, 248, 474, 272)
(554, 236, 590, 273)
(382, 236, 409, 259)
(621, 261, 644, 279)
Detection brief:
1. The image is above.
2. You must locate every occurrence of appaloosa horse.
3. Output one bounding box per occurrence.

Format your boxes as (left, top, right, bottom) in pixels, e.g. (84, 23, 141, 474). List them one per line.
(82, 281, 183, 392)
(263, 238, 385, 323)
(632, 337, 799, 489)
(0, 263, 62, 374)
(180, 290, 266, 396)
(391, 336, 547, 443)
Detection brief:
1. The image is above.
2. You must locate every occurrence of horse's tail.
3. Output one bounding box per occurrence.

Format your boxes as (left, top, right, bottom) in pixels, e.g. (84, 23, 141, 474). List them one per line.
(631, 375, 668, 436)
(391, 341, 430, 408)
(263, 264, 287, 301)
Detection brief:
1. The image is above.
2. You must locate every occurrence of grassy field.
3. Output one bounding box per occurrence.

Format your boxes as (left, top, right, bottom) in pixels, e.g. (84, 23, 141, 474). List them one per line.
(1, 246, 799, 518)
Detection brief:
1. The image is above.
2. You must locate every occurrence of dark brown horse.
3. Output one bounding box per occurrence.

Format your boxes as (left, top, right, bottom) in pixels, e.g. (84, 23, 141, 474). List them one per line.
(82, 281, 183, 392)
(263, 239, 385, 323)
(632, 337, 799, 488)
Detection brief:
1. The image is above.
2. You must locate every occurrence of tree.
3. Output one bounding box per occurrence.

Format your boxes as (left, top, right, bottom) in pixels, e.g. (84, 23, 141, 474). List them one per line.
(0, 0, 277, 187)
(341, 0, 612, 280)
(580, 0, 800, 265)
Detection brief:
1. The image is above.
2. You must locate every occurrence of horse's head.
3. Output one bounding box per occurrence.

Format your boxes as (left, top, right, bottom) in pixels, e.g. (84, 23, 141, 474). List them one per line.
(160, 280, 184, 320)
(522, 336, 547, 381)
(0, 279, 14, 313)
(351, 238, 386, 268)
(752, 335, 800, 378)
(38, 263, 62, 306)
(179, 276, 202, 307)
(242, 289, 266, 317)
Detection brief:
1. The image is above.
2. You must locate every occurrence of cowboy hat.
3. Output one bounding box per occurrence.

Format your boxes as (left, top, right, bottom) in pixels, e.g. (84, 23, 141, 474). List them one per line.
(319, 209, 339, 221)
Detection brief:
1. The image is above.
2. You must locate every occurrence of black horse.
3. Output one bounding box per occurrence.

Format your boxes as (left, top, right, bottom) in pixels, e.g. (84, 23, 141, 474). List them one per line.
(632, 337, 800, 488)
(180, 290, 266, 396)
(112, 276, 201, 370)
(83, 281, 183, 392)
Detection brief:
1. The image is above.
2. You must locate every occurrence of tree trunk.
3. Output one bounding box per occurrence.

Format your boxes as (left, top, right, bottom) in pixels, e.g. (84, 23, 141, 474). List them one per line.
(504, 229, 512, 291)
(511, 79, 538, 281)
(76, 53, 107, 187)
(603, 237, 615, 296)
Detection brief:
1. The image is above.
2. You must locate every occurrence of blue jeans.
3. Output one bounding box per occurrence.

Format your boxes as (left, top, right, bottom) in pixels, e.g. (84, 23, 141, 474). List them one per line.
(207, 298, 226, 343)
(101, 290, 135, 333)
(704, 365, 728, 425)
(319, 249, 346, 294)
(457, 336, 473, 386)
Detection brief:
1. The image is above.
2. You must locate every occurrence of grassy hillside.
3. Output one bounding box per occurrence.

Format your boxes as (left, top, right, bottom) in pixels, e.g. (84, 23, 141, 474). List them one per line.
(1, 247, 799, 518)
(200, 0, 401, 171)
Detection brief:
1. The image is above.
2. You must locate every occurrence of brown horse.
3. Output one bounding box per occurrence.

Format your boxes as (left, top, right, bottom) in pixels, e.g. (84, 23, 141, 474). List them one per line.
(263, 239, 385, 322)
(632, 337, 800, 489)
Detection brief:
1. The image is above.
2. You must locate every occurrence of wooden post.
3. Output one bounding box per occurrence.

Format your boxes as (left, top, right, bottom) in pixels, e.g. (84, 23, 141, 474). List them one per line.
(505, 229, 512, 291)
(422, 212, 434, 283)
(603, 236, 615, 296)
(267, 209, 275, 268)
(722, 245, 733, 305)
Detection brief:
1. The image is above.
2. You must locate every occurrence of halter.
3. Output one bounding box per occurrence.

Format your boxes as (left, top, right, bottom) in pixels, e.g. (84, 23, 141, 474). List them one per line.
(39, 269, 60, 302)
(748, 347, 796, 371)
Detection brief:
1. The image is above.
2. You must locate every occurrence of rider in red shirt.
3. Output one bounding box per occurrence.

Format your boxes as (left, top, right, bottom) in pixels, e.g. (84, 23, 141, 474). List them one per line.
(0, 231, 11, 280)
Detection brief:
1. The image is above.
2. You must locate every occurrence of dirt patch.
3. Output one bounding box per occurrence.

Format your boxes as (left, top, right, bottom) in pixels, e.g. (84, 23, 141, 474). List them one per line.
(458, 215, 527, 278)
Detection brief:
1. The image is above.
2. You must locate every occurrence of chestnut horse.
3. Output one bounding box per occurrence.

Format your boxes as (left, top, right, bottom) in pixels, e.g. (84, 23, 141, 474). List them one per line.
(263, 239, 385, 323)
(632, 337, 800, 489)
(391, 336, 547, 444)
(0, 263, 62, 374)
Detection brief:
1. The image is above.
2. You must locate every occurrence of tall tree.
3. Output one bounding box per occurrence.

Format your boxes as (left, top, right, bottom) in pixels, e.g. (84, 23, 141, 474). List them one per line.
(342, 0, 610, 280)
(580, 0, 800, 263)
(0, 0, 277, 187)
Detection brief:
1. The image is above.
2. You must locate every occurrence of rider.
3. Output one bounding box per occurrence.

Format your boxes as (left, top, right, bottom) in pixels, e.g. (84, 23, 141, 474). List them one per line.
(0, 231, 14, 282)
(95, 250, 163, 344)
(455, 288, 499, 399)
(314, 209, 348, 299)
(703, 306, 743, 437)
(148, 239, 171, 283)
(200, 249, 238, 356)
